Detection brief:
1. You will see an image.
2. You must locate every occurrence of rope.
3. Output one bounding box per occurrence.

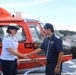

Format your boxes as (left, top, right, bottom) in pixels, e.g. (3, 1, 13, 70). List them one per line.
(33, 58, 46, 66)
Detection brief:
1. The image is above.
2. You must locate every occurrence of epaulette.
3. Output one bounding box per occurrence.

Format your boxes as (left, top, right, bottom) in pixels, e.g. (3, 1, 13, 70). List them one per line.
(6, 35, 10, 38)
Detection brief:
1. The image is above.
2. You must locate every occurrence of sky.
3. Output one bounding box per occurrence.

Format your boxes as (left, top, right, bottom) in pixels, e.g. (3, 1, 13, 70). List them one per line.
(0, 0, 76, 31)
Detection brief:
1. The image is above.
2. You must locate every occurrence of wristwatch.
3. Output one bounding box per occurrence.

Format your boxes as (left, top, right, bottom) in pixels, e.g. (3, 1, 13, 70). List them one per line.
(56, 65, 60, 68)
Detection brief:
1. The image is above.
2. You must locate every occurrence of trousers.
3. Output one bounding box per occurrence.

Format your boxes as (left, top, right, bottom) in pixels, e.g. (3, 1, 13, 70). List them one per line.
(1, 59, 17, 75)
(46, 62, 62, 75)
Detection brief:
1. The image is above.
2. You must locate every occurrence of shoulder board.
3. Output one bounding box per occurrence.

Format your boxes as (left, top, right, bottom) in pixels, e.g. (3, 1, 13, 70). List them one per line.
(6, 35, 10, 38)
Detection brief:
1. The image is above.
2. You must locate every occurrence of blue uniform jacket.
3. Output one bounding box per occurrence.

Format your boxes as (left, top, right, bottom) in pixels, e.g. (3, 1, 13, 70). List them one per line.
(40, 34, 63, 63)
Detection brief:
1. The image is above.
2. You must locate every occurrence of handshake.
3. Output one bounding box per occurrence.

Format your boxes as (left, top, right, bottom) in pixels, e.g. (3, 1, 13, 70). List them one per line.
(23, 54, 31, 58)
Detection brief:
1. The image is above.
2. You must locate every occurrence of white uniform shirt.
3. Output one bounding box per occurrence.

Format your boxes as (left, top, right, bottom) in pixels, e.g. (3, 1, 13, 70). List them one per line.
(1, 35, 18, 60)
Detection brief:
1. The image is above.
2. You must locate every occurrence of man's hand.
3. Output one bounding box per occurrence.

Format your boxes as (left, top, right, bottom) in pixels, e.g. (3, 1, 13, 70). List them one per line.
(54, 65, 60, 74)
(25, 54, 31, 58)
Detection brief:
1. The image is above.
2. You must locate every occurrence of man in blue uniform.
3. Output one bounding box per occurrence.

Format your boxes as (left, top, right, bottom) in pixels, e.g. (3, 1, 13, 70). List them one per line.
(26, 23, 64, 75)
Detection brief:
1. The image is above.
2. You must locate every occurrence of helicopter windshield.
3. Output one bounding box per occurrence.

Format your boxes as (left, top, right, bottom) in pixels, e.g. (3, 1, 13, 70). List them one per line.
(29, 24, 44, 43)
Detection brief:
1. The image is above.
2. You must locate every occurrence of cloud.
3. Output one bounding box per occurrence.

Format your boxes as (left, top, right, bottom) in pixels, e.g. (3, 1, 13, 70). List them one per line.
(0, 0, 51, 8)
(50, 20, 76, 31)
(60, 23, 76, 31)
(59, 3, 76, 14)
(55, 23, 76, 31)
(33, 0, 51, 4)
(21, 13, 32, 18)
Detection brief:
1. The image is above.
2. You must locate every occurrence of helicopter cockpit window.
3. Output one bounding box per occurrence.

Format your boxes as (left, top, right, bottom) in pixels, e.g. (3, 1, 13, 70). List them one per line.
(0, 26, 26, 42)
(15, 27, 26, 42)
(29, 24, 44, 43)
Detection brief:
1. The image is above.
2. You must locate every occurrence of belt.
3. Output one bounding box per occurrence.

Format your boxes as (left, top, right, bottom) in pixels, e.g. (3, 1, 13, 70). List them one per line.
(47, 62, 57, 64)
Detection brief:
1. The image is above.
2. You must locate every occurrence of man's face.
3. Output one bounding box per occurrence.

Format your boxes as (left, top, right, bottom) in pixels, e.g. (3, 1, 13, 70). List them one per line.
(43, 28, 52, 35)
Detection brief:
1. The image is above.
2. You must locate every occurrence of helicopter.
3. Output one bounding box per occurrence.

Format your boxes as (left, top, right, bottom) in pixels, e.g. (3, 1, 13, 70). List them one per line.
(0, 7, 73, 73)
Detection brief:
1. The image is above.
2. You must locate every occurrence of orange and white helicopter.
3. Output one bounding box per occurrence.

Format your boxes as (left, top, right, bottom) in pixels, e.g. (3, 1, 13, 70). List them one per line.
(0, 7, 72, 73)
